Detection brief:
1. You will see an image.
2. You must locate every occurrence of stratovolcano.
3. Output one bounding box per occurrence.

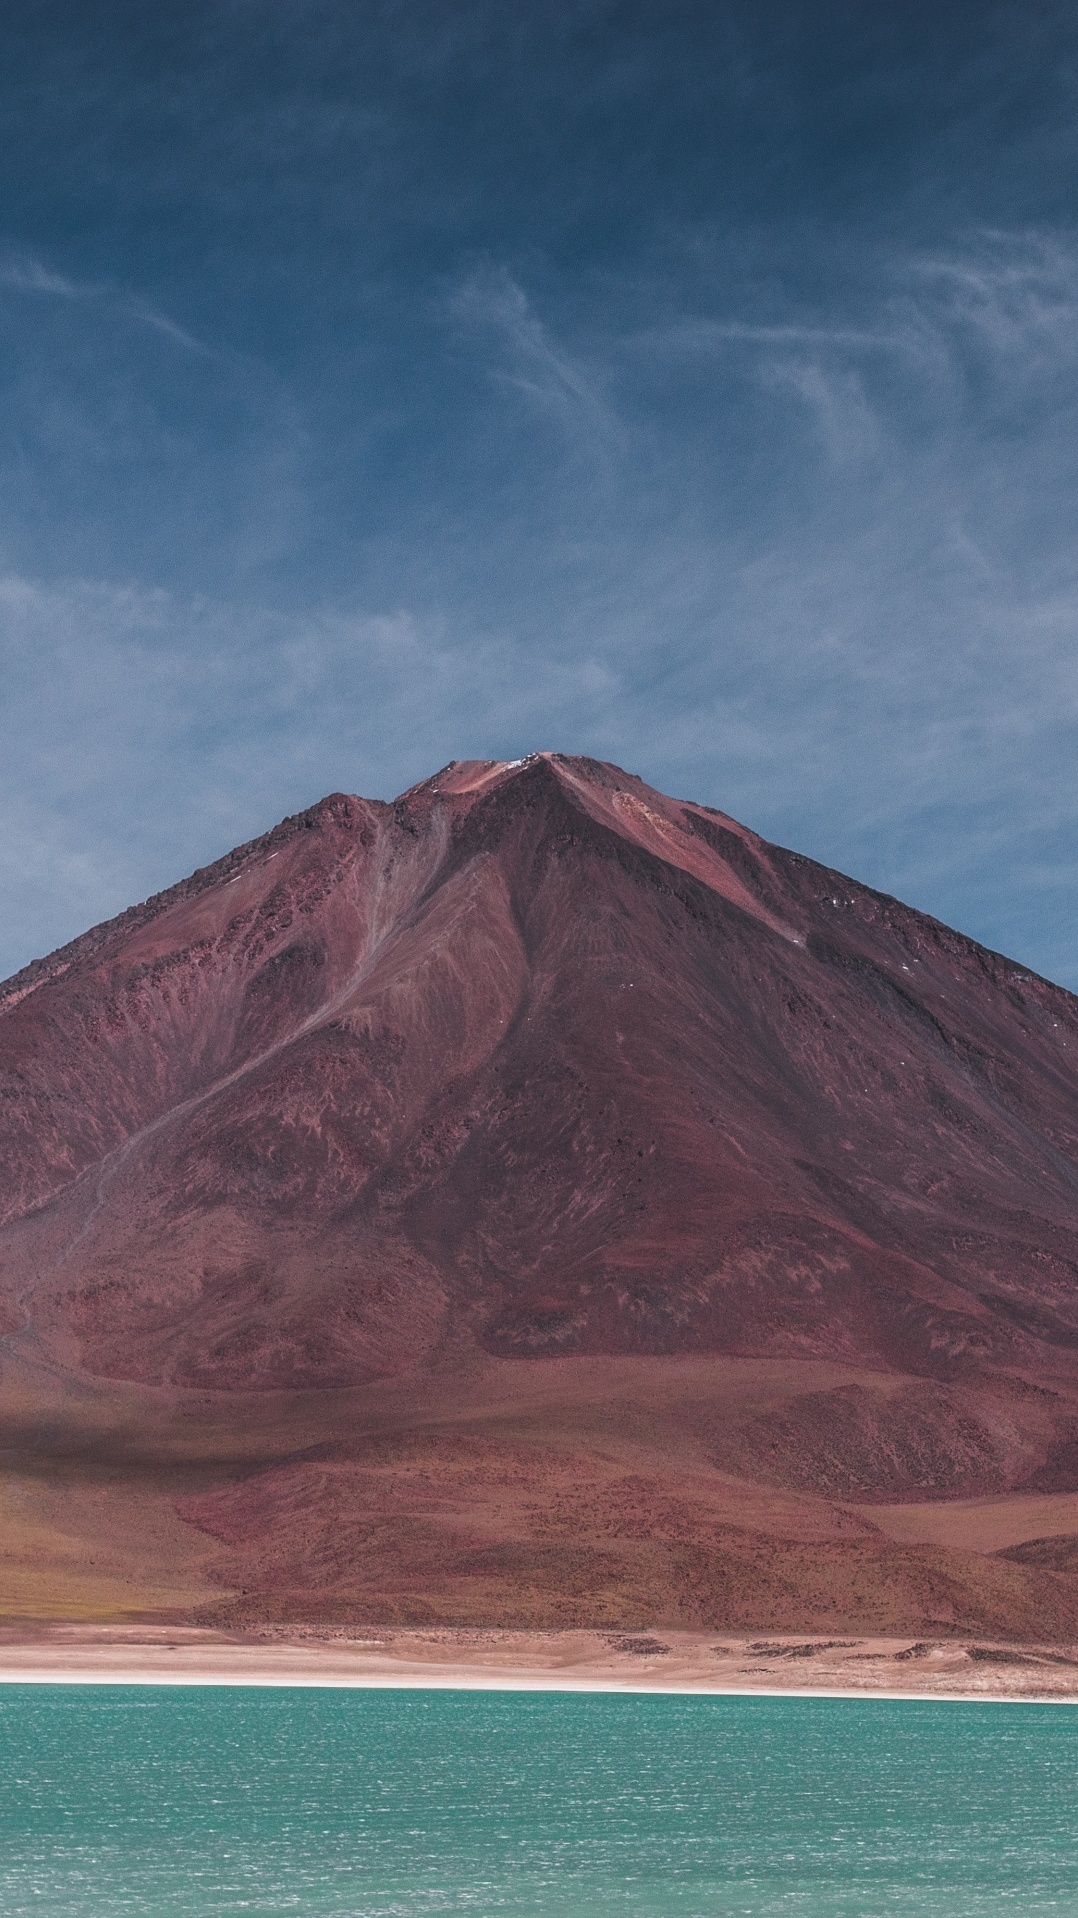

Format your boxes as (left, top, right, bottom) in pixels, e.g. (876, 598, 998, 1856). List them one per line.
(3, 752, 1078, 1636)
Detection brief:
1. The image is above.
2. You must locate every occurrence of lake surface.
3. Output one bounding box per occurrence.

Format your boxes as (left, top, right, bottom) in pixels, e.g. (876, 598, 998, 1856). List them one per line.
(1, 1685, 1077, 1915)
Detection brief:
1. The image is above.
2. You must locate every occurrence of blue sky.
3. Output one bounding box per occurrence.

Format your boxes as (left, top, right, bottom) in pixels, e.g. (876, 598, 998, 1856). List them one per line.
(2, 2, 1078, 984)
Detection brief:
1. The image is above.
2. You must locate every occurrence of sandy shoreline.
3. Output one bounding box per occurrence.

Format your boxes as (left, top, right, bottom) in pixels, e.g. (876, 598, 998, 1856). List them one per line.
(2, 1626, 1078, 1701)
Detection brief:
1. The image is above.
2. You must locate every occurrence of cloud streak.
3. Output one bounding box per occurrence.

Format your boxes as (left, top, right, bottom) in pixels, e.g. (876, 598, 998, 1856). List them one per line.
(450, 263, 622, 443)
(0, 253, 216, 357)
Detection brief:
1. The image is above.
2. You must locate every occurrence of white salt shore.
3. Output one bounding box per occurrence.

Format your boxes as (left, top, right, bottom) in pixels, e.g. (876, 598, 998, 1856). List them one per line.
(1, 1626, 1076, 1701)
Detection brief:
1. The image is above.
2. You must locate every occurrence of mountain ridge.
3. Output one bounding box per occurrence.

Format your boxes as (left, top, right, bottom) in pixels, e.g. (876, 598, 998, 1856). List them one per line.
(8, 750, 1057, 1006)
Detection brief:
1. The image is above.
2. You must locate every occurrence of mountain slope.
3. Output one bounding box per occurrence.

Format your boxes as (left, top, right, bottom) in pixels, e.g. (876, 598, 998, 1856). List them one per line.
(3, 753, 1078, 1635)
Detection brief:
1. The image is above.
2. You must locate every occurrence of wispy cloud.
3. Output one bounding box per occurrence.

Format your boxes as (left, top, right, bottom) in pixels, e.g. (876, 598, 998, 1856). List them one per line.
(0, 252, 216, 357)
(639, 230, 1078, 421)
(637, 317, 902, 354)
(449, 263, 622, 442)
(119, 301, 214, 357)
(0, 258, 82, 297)
(754, 356, 882, 463)
(910, 231, 1078, 364)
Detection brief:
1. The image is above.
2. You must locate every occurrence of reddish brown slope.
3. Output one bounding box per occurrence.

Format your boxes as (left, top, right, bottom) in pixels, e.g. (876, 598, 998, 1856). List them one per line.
(3, 753, 1078, 1634)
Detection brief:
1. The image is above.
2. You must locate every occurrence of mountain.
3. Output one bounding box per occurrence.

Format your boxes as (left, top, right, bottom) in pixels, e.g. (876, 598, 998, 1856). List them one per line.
(3, 752, 1078, 1636)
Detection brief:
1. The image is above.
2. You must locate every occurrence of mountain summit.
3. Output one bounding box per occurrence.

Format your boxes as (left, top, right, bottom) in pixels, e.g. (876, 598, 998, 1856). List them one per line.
(3, 754, 1078, 1633)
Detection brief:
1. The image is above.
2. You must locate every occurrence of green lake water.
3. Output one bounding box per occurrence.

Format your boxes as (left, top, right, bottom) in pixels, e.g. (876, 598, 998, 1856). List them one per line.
(1, 1685, 1076, 1915)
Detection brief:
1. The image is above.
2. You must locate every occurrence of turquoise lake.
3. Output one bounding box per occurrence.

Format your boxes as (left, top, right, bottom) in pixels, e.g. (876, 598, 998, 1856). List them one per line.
(1, 1686, 1077, 1915)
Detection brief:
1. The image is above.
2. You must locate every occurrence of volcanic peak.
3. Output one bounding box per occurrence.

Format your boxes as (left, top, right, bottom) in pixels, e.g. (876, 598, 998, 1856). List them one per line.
(6, 754, 1078, 1635)
(2, 750, 1078, 1403)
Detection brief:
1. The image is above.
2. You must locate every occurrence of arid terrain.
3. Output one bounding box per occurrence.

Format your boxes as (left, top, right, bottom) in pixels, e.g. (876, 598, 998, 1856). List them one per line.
(3, 753, 1078, 1642)
(4, 1625, 1078, 1703)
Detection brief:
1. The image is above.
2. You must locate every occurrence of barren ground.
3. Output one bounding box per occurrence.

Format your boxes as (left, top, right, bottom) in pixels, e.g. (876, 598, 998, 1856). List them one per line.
(6, 1353, 1078, 1642)
(3, 1624, 1078, 1701)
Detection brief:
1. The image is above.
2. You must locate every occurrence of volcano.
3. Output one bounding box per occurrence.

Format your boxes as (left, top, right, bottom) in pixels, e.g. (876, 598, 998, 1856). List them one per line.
(4, 752, 1078, 1636)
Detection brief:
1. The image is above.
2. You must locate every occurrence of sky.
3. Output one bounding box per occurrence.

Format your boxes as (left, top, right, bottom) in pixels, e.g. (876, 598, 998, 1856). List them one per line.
(2, 1, 1078, 985)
